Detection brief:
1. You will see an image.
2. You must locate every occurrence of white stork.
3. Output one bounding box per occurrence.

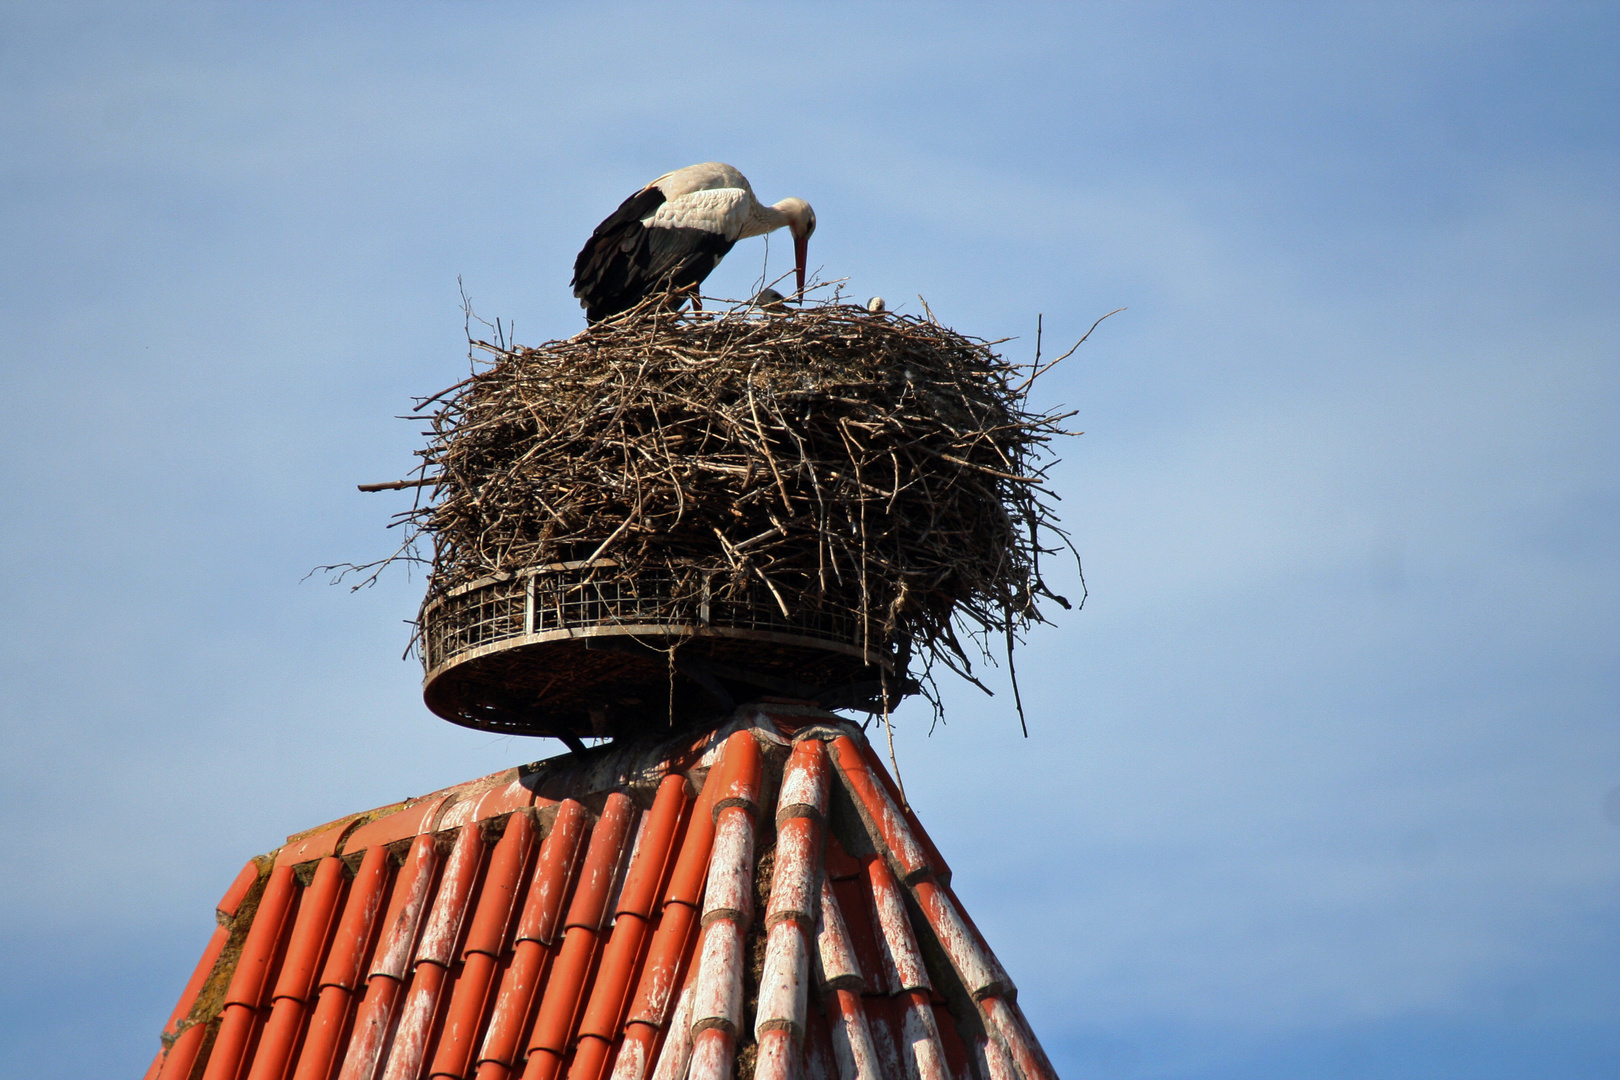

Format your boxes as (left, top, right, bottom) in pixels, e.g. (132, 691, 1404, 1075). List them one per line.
(571, 162, 816, 324)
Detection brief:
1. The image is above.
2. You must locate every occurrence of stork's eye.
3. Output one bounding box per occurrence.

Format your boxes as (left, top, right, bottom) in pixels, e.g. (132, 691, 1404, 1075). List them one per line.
(805, 211, 817, 237)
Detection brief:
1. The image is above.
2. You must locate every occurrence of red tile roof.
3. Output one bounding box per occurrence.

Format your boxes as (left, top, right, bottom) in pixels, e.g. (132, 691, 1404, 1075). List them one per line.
(144, 703, 1058, 1080)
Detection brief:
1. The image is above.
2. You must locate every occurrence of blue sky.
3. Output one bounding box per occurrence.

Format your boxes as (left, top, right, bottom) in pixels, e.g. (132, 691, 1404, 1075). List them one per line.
(2, 3, 1616, 1077)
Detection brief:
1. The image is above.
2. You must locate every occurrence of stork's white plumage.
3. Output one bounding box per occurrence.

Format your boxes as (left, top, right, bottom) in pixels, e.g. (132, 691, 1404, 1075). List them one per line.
(571, 162, 816, 324)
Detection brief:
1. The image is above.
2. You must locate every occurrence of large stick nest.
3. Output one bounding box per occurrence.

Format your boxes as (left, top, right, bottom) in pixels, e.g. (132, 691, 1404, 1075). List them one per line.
(375, 297, 1081, 714)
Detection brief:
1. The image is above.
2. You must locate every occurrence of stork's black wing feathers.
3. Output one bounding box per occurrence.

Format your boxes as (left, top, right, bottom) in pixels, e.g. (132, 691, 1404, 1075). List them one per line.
(571, 187, 736, 323)
(572, 186, 665, 296)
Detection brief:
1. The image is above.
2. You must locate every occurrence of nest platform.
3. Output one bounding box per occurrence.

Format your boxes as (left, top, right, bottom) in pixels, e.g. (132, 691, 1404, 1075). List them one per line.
(386, 300, 1073, 741)
(421, 559, 889, 738)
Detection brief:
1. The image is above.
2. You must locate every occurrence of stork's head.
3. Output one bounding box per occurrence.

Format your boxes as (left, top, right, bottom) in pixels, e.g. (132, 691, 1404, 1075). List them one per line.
(773, 197, 816, 297)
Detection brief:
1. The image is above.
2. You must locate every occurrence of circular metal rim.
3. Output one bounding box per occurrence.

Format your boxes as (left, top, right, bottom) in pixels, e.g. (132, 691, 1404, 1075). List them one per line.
(421, 621, 887, 690)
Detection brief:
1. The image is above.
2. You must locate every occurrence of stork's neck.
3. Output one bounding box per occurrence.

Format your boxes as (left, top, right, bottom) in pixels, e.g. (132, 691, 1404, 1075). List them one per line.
(738, 199, 791, 240)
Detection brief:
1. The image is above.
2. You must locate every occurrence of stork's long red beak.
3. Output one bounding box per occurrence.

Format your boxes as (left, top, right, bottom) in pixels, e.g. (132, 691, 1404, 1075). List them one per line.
(794, 233, 808, 300)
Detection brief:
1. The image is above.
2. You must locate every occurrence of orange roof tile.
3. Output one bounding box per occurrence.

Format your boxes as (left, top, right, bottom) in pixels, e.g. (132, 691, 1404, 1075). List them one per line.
(146, 704, 1057, 1080)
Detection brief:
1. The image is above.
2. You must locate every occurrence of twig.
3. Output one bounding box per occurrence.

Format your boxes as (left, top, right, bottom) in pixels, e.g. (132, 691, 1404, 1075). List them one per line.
(1013, 307, 1125, 394)
(880, 671, 908, 809)
(935, 453, 1044, 485)
(583, 509, 638, 565)
(358, 477, 440, 492)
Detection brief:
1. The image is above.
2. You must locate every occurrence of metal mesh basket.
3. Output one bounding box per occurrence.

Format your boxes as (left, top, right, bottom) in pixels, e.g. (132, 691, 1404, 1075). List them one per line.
(420, 560, 890, 739)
